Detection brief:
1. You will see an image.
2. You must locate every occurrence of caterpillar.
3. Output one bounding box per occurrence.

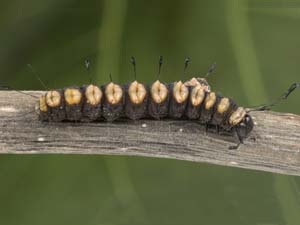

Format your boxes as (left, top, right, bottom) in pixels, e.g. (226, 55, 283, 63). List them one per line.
(1, 57, 299, 149)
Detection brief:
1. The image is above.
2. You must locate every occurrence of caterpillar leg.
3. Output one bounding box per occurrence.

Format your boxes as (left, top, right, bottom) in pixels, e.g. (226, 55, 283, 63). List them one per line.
(205, 124, 209, 133)
(229, 127, 244, 150)
(215, 125, 220, 134)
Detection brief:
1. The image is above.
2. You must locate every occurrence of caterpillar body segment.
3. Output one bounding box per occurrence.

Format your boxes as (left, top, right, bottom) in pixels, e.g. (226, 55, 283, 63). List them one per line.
(148, 80, 170, 119)
(102, 82, 125, 122)
(81, 84, 103, 122)
(43, 89, 65, 122)
(64, 87, 83, 121)
(168, 81, 189, 119)
(125, 81, 149, 120)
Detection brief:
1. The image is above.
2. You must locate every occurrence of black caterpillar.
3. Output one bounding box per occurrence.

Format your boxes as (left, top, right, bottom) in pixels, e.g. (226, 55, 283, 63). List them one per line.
(34, 57, 299, 149)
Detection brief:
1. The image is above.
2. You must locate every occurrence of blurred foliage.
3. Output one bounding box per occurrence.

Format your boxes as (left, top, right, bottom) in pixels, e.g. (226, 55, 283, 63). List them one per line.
(0, 0, 300, 224)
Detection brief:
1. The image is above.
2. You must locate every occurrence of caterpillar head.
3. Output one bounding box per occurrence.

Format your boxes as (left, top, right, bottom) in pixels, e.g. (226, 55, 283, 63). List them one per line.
(229, 107, 253, 138)
(236, 114, 254, 138)
(229, 107, 254, 138)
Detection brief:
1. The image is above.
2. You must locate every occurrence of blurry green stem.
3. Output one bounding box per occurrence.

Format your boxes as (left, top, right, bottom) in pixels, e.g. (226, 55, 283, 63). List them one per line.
(226, 0, 267, 105)
(96, 0, 146, 220)
(273, 176, 300, 225)
(96, 0, 127, 82)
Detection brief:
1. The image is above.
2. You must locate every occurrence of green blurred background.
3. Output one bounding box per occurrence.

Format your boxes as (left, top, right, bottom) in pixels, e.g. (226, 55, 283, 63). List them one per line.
(1, 0, 300, 224)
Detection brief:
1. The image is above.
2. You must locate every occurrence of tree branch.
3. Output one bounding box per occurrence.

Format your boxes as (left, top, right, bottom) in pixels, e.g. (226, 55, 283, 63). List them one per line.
(1, 91, 300, 176)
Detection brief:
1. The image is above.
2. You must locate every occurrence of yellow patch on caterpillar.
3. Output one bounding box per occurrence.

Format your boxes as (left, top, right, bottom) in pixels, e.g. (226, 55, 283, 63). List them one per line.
(229, 107, 246, 125)
(64, 88, 82, 105)
(205, 92, 216, 110)
(128, 81, 147, 104)
(173, 81, 188, 104)
(105, 82, 123, 104)
(217, 98, 230, 113)
(151, 80, 168, 104)
(46, 90, 61, 107)
(190, 85, 205, 106)
(39, 96, 48, 112)
(85, 85, 102, 105)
